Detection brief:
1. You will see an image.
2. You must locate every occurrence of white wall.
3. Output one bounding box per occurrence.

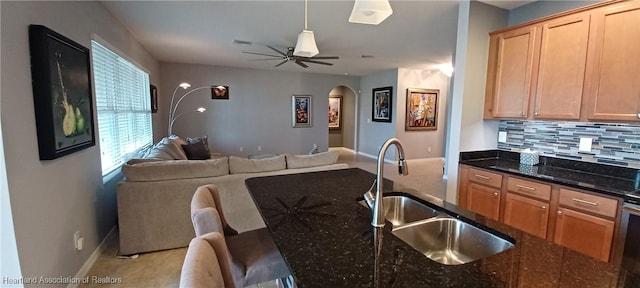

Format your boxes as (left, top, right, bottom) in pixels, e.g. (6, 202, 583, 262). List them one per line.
(445, 1, 508, 204)
(357, 69, 398, 160)
(396, 68, 450, 160)
(1, 1, 158, 283)
(160, 63, 359, 156)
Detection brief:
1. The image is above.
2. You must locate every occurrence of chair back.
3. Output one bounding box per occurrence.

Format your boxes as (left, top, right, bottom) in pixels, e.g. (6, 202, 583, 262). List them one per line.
(180, 232, 236, 288)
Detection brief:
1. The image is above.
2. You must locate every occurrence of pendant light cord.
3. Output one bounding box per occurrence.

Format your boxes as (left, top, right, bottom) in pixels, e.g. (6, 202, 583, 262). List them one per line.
(304, 0, 308, 30)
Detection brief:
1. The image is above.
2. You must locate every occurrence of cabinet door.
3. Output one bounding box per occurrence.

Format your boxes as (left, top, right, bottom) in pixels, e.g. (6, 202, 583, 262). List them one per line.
(504, 193, 549, 238)
(583, 1, 640, 121)
(487, 26, 537, 118)
(554, 207, 614, 262)
(532, 13, 590, 120)
(467, 183, 501, 221)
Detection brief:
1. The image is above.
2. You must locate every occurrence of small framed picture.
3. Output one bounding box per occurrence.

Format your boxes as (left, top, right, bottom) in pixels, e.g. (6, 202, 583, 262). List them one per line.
(405, 88, 439, 131)
(372, 86, 392, 122)
(150, 84, 158, 113)
(211, 85, 229, 100)
(292, 95, 312, 128)
(328, 95, 342, 130)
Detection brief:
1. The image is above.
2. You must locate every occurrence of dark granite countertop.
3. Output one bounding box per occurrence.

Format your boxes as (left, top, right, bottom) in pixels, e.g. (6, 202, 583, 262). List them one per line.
(459, 150, 640, 200)
(245, 168, 640, 288)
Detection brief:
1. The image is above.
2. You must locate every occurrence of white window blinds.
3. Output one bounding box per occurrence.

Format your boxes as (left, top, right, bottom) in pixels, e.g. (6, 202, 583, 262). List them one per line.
(91, 40, 152, 176)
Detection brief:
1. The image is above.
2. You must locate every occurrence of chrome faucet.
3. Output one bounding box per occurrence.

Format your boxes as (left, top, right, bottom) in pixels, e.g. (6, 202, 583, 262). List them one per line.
(364, 138, 409, 227)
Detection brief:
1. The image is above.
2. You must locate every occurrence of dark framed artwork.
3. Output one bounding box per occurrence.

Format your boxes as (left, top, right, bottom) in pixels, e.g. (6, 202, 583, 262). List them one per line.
(292, 95, 312, 128)
(405, 88, 439, 131)
(29, 25, 95, 160)
(372, 86, 392, 122)
(211, 85, 229, 100)
(150, 84, 158, 113)
(328, 95, 342, 130)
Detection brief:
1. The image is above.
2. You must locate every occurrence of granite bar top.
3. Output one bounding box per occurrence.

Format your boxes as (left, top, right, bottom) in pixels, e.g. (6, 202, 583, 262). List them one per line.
(245, 168, 640, 288)
(459, 150, 640, 199)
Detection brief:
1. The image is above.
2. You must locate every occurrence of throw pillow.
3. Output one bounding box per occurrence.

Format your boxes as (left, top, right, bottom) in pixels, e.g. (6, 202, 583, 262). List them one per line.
(182, 141, 211, 160)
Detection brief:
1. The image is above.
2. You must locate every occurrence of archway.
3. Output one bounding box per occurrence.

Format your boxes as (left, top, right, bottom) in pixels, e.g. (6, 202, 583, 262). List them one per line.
(328, 85, 357, 151)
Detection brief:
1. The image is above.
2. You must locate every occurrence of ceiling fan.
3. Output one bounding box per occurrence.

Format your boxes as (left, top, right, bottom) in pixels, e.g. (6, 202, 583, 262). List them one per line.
(243, 45, 339, 68)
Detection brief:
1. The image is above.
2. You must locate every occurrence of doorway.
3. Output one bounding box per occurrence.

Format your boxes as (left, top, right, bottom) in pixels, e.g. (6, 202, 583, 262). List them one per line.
(328, 85, 357, 150)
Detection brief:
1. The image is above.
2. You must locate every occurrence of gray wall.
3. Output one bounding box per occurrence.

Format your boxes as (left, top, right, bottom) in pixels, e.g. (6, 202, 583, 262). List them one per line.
(160, 63, 359, 156)
(357, 69, 398, 160)
(396, 68, 450, 159)
(1, 1, 159, 282)
(508, 0, 603, 26)
(445, 1, 508, 203)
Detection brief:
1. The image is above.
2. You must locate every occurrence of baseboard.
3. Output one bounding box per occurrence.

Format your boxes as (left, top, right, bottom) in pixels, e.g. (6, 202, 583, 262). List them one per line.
(67, 226, 116, 288)
(358, 151, 394, 164)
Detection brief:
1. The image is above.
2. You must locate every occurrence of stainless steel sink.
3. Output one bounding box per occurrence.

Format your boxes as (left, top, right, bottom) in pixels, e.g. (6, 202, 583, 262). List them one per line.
(391, 216, 515, 265)
(360, 195, 440, 226)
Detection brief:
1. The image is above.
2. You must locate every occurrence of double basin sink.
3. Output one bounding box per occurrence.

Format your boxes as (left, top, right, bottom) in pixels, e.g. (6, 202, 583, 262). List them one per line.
(365, 194, 515, 265)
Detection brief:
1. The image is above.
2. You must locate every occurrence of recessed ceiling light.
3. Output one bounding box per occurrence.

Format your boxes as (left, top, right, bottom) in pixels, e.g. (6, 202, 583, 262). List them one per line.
(233, 40, 252, 46)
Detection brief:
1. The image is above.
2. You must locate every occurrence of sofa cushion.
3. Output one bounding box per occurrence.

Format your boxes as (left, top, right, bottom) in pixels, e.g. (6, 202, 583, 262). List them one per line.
(122, 157, 230, 181)
(229, 155, 286, 174)
(285, 150, 339, 169)
(146, 137, 188, 160)
(182, 140, 211, 160)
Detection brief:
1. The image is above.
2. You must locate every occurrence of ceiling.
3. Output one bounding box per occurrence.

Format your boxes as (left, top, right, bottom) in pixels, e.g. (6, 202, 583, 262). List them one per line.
(101, 1, 534, 76)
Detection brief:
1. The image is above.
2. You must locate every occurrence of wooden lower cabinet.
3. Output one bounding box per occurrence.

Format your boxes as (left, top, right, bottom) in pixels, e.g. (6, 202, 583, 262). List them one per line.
(554, 207, 615, 262)
(467, 183, 501, 221)
(504, 193, 549, 238)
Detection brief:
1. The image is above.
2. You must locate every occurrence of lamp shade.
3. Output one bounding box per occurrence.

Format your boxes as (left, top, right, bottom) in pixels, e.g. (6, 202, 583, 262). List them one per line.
(348, 0, 393, 25)
(293, 30, 319, 57)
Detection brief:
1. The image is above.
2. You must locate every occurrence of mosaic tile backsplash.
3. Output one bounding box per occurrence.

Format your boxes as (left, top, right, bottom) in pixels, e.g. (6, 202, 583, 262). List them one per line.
(497, 120, 640, 169)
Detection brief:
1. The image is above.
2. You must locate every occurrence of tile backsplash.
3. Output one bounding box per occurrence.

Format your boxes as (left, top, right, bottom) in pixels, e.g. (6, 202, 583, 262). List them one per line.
(497, 120, 640, 169)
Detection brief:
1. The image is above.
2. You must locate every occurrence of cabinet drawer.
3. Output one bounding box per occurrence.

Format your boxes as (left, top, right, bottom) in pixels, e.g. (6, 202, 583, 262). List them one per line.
(468, 168, 503, 188)
(558, 189, 618, 218)
(507, 177, 551, 201)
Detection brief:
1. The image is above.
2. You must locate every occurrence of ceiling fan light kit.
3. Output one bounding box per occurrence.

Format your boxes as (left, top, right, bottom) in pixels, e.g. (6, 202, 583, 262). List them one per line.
(349, 0, 393, 25)
(294, 30, 319, 57)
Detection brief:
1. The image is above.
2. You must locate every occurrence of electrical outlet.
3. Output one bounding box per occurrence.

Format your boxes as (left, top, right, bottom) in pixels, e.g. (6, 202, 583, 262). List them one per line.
(74, 231, 80, 250)
(239, 146, 244, 152)
(258, 146, 262, 151)
(579, 137, 592, 152)
(498, 131, 507, 143)
(428, 146, 432, 152)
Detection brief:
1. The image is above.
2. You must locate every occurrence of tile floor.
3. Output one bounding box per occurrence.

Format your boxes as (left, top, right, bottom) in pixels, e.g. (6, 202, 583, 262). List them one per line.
(79, 148, 447, 288)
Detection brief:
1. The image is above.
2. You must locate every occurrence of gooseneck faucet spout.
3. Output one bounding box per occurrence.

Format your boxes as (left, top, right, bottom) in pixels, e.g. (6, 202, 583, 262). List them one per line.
(370, 138, 409, 227)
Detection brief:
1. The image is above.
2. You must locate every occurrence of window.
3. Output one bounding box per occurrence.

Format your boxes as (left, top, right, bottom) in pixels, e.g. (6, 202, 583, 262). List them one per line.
(91, 40, 152, 176)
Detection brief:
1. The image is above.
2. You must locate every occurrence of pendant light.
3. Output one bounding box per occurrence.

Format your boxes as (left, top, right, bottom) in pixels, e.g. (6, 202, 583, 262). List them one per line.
(293, 0, 319, 57)
(349, 0, 393, 25)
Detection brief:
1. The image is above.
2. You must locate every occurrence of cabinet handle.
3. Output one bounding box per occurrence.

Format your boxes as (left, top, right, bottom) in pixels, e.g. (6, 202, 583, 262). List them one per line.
(474, 174, 490, 180)
(516, 184, 536, 191)
(557, 210, 563, 215)
(541, 205, 546, 210)
(572, 198, 598, 207)
(637, 113, 640, 119)
(534, 112, 539, 116)
(493, 192, 499, 197)
(521, 112, 525, 117)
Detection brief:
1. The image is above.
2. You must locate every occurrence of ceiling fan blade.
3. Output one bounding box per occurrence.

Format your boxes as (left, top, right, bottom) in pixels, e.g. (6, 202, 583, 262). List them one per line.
(310, 56, 340, 60)
(266, 45, 288, 57)
(242, 51, 282, 58)
(299, 59, 334, 66)
(248, 58, 282, 61)
(275, 60, 288, 67)
(295, 60, 309, 68)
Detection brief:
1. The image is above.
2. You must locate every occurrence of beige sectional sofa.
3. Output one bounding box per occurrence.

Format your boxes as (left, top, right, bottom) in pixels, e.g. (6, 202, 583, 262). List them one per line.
(117, 150, 348, 255)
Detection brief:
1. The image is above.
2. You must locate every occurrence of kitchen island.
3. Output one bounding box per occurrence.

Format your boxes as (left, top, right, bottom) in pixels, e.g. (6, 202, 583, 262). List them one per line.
(246, 168, 640, 287)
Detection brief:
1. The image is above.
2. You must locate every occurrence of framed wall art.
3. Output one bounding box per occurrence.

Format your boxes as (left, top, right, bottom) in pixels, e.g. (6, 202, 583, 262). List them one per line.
(372, 86, 392, 122)
(292, 95, 312, 128)
(328, 95, 342, 130)
(405, 88, 439, 131)
(211, 85, 229, 100)
(29, 25, 95, 160)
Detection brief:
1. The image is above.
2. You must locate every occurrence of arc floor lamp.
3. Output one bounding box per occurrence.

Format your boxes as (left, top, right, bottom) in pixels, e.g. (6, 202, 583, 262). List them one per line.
(168, 82, 210, 136)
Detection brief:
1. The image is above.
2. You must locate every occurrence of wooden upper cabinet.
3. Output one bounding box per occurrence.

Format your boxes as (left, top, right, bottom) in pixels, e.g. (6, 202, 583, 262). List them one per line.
(485, 26, 537, 118)
(583, 1, 640, 121)
(532, 13, 590, 120)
